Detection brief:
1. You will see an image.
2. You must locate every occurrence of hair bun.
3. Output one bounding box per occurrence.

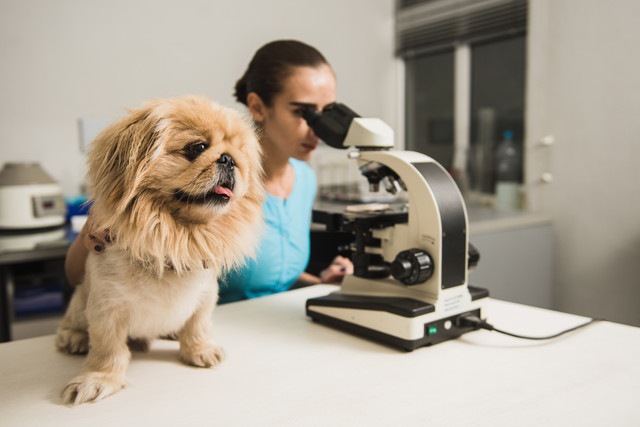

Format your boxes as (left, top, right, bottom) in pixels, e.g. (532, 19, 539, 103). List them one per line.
(233, 76, 249, 105)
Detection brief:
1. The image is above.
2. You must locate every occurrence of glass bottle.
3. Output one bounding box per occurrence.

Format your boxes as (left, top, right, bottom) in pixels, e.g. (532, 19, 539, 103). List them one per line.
(494, 130, 522, 210)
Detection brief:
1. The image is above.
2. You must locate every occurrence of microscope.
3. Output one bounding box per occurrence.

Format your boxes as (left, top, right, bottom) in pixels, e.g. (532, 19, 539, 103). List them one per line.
(303, 104, 489, 351)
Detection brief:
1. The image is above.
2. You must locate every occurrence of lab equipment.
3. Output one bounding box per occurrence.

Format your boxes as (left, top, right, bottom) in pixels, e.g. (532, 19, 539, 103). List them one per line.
(0, 163, 66, 230)
(303, 104, 488, 351)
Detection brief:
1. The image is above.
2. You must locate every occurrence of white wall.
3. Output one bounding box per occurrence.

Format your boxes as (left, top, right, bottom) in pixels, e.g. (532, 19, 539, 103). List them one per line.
(0, 0, 396, 196)
(527, 0, 640, 325)
(6, 0, 638, 327)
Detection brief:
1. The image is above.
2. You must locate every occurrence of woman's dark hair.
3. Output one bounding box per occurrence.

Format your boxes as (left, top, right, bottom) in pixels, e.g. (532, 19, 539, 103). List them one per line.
(234, 40, 330, 107)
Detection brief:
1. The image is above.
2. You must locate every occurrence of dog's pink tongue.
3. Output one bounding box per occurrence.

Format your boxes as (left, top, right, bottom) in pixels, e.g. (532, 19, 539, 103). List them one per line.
(213, 186, 233, 198)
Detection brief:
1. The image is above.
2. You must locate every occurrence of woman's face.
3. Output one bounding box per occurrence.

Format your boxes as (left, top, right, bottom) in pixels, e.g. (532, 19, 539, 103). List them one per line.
(258, 64, 337, 162)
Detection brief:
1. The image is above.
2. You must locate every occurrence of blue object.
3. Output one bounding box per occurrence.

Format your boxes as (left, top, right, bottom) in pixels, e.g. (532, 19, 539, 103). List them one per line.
(219, 159, 317, 303)
(65, 195, 92, 222)
(14, 283, 64, 316)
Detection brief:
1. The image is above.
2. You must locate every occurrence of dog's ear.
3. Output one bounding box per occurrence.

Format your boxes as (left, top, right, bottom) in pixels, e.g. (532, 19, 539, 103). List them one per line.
(87, 104, 163, 221)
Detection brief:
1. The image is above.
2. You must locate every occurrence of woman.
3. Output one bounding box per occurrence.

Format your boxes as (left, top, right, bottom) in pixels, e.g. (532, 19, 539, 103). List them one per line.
(65, 39, 353, 303)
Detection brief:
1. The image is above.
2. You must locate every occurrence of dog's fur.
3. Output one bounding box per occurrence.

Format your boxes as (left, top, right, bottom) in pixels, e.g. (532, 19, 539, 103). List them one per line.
(55, 95, 263, 405)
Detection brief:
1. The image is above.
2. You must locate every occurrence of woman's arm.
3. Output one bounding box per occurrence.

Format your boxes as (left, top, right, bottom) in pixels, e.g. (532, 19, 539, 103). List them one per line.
(64, 222, 109, 287)
(297, 271, 322, 286)
(298, 255, 354, 285)
(64, 225, 90, 287)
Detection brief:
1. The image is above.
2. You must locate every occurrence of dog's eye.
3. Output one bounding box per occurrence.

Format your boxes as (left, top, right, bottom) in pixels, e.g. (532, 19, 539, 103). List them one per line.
(184, 141, 209, 161)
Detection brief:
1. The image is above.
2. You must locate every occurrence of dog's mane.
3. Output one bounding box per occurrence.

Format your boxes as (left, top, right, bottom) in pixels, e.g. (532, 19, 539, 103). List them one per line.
(102, 190, 262, 276)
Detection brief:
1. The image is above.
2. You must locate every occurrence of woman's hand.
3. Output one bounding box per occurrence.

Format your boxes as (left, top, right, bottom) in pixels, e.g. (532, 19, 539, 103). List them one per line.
(82, 226, 114, 254)
(319, 255, 354, 284)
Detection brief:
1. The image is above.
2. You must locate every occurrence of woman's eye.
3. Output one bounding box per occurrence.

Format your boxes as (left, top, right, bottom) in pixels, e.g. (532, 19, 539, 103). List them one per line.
(184, 141, 209, 161)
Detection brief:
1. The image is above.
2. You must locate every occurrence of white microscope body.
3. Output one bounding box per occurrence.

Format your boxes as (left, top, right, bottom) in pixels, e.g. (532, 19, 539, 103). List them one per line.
(304, 106, 488, 350)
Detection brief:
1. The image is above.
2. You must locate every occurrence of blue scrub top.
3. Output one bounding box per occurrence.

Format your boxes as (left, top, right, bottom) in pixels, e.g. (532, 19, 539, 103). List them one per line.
(219, 159, 317, 303)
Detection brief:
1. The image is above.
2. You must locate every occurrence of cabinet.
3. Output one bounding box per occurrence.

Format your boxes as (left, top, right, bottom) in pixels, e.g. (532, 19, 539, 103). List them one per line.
(468, 209, 553, 309)
(0, 227, 71, 341)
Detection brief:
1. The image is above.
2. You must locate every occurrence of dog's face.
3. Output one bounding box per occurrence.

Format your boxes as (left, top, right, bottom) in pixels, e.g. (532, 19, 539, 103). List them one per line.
(135, 97, 261, 224)
(87, 96, 264, 274)
(90, 96, 262, 224)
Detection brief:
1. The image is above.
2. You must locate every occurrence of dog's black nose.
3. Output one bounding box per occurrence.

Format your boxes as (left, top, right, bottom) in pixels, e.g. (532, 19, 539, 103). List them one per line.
(217, 153, 234, 169)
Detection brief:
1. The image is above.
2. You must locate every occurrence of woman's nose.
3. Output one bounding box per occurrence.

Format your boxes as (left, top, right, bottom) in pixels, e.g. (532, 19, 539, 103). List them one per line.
(306, 125, 320, 140)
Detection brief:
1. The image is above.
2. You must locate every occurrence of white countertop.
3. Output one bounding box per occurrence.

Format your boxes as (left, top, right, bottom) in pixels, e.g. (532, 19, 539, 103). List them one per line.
(1, 285, 638, 426)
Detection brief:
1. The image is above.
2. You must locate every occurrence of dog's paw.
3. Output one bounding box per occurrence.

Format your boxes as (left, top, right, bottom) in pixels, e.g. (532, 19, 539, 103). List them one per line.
(179, 342, 226, 368)
(62, 372, 125, 405)
(55, 328, 89, 355)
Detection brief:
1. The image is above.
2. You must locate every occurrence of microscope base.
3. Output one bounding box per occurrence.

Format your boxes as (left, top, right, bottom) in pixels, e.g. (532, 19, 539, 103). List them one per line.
(306, 286, 489, 351)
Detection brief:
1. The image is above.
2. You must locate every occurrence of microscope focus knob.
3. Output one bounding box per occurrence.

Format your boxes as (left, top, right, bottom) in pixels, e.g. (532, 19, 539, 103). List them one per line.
(468, 242, 480, 269)
(390, 249, 433, 285)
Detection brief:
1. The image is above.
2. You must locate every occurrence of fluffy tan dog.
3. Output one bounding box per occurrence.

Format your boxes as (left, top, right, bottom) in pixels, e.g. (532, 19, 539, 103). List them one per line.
(55, 95, 263, 405)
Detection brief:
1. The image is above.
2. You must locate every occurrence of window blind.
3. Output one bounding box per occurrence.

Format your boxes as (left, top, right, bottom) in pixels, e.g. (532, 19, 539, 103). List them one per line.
(396, 0, 528, 58)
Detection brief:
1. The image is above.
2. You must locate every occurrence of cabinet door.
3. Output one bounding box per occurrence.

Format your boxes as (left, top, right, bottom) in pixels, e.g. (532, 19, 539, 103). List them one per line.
(469, 224, 553, 308)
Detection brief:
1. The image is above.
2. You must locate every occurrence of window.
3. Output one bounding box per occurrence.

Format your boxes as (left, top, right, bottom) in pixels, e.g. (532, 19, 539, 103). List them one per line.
(397, 0, 528, 202)
(469, 35, 526, 194)
(405, 49, 455, 168)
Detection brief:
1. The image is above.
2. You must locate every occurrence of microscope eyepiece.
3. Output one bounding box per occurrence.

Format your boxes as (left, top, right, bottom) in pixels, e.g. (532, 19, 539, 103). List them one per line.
(301, 102, 360, 149)
(300, 106, 322, 127)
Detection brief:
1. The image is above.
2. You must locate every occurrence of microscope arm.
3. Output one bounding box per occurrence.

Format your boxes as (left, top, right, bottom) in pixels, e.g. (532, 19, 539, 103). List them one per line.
(348, 150, 469, 299)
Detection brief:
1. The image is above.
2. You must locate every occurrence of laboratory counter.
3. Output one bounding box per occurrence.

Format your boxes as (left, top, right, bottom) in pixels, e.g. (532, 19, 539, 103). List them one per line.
(0, 285, 638, 426)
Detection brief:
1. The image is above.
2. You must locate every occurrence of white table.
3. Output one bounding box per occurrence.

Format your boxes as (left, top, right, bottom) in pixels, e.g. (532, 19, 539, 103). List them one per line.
(1, 285, 638, 426)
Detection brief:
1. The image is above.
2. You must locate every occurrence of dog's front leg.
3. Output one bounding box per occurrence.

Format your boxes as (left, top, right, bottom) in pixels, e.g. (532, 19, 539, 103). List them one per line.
(178, 288, 225, 367)
(62, 309, 131, 405)
(55, 285, 90, 354)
